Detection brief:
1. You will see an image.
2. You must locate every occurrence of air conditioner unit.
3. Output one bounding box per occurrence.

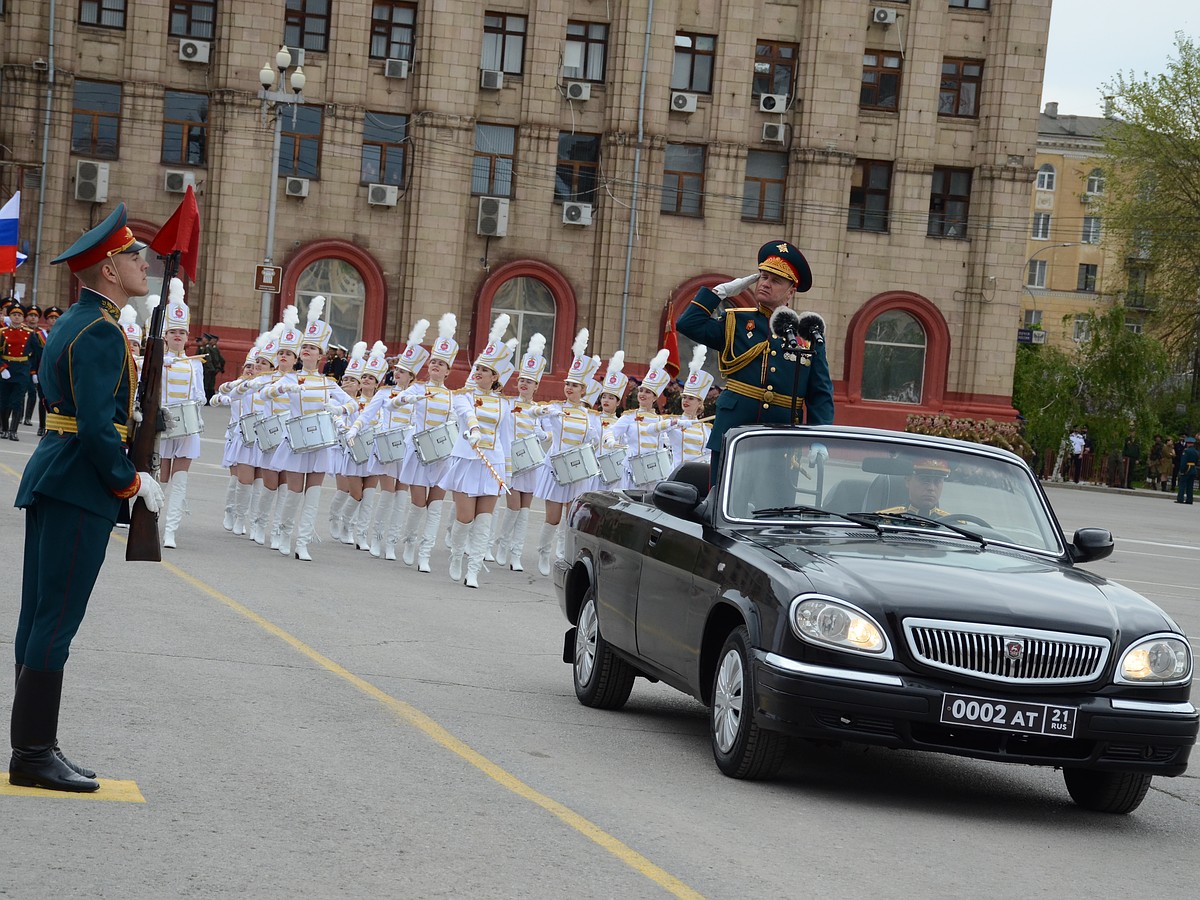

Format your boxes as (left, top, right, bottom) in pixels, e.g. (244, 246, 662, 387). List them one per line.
(284, 177, 310, 198)
(179, 39, 211, 64)
(565, 81, 591, 102)
(164, 170, 196, 193)
(759, 93, 787, 113)
(74, 160, 109, 203)
(562, 202, 593, 226)
(872, 7, 898, 25)
(480, 69, 504, 90)
(762, 123, 786, 144)
(476, 196, 509, 237)
(670, 91, 698, 113)
(284, 47, 305, 68)
(384, 58, 409, 79)
(368, 183, 399, 207)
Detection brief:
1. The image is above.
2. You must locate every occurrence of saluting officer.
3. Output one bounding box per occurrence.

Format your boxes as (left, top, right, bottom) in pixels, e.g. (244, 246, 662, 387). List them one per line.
(676, 240, 834, 479)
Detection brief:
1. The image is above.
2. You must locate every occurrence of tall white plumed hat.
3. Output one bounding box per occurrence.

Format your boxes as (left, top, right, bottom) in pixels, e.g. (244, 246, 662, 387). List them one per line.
(396, 319, 430, 375)
(600, 350, 628, 399)
(364, 341, 389, 380)
(681, 345, 714, 400)
(474, 313, 512, 373)
(118, 304, 142, 344)
(641, 348, 672, 398)
(164, 278, 189, 330)
(342, 341, 370, 380)
(277, 304, 303, 354)
(517, 332, 547, 383)
(565, 329, 599, 384)
(302, 296, 333, 353)
(429, 313, 459, 366)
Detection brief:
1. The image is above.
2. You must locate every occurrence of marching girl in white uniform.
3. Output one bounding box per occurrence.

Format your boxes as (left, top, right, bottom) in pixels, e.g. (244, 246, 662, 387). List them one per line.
(260, 298, 354, 561)
(531, 329, 602, 576)
(240, 322, 296, 547)
(443, 317, 518, 588)
(492, 333, 549, 573)
(355, 342, 398, 556)
(327, 341, 371, 545)
(582, 350, 629, 496)
(157, 278, 207, 549)
(211, 336, 265, 533)
(664, 346, 714, 468)
(393, 313, 459, 573)
(607, 349, 675, 493)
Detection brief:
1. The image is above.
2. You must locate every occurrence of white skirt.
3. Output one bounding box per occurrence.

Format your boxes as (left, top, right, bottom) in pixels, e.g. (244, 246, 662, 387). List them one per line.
(510, 465, 540, 494)
(533, 459, 585, 504)
(442, 456, 504, 497)
(159, 433, 201, 460)
(396, 443, 451, 488)
(271, 439, 334, 475)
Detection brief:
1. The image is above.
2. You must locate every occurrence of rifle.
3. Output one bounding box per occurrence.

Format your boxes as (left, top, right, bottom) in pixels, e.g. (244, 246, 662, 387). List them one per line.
(125, 249, 180, 561)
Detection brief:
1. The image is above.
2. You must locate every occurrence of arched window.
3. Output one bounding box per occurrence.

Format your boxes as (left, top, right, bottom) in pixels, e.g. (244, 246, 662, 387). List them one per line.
(294, 258, 366, 351)
(1036, 163, 1055, 191)
(474, 260, 576, 372)
(667, 274, 731, 387)
(1086, 167, 1105, 195)
(491, 276, 557, 364)
(861, 309, 926, 404)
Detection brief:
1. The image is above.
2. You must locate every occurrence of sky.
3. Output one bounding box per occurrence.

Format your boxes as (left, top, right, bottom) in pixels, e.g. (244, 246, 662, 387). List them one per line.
(1041, 0, 1196, 117)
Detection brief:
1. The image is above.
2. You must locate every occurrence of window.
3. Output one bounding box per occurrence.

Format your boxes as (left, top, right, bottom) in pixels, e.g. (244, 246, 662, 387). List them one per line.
(472, 124, 515, 197)
(285, 0, 331, 54)
(661, 144, 706, 216)
(1072, 316, 1090, 343)
(169, 0, 216, 39)
(753, 40, 798, 98)
(742, 151, 787, 222)
(491, 277, 556, 366)
(862, 310, 926, 404)
(939, 58, 983, 117)
(928, 167, 972, 238)
(361, 112, 407, 186)
(161, 91, 208, 167)
(848, 160, 892, 232)
(949, 0, 989, 8)
(1031, 212, 1051, 240)
(1126, 267, 1150, 307)
(555, 132, 600, 203)
(563, 21, 607, 82)
(71, 80, 122, 159)
(370, 1, 416, 61)
(1077, 263, 1098, 292)
(672, 32, 716, 93)
(279, 105, 323, 178)
(296, 259, 366, 352)
(483, 12, 526, 75)
(1026, 259, 1047, 288)
(80, 0, 126, 29)
(1036, 163, 1055, 191)
(861, 51, 902, 110)
(1082, 216, 1102, 244)
(1023, 309, 1043, 327)
(1086, 168, 1105, 195)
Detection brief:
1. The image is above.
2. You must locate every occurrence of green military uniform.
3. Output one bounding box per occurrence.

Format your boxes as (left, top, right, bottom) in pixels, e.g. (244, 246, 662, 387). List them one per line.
(878, 504, 950, 517)
(1176, 439, 1198, 505)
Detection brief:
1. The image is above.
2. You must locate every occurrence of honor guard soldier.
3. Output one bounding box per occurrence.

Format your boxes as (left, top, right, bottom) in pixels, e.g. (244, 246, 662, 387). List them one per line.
(676, 240, 834, 480)
(11, 203, 163, 792)
(1, 301, 41, 440)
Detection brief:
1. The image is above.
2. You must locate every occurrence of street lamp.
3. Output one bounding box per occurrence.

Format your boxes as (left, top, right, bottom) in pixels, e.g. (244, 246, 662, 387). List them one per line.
(256, 46, 306, 333)
(1022, 241, 1081, 302)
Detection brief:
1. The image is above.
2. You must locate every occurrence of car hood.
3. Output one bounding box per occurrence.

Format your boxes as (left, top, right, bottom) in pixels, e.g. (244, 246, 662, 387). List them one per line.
(747, 532, 1177, 639)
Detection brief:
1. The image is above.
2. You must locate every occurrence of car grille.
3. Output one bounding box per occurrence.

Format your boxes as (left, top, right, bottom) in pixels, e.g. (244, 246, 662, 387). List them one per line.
(903, 618, 1110, 685)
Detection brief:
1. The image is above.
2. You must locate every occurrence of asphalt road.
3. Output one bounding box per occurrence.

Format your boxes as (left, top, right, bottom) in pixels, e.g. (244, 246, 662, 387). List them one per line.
(1, 417, 1197, 899)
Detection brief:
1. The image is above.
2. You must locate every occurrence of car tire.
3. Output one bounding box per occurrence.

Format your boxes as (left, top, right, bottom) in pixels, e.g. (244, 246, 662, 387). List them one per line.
(1062, 768, 1152, 814)
(710, 626, 786, 780)
(573, 586, 636, 710)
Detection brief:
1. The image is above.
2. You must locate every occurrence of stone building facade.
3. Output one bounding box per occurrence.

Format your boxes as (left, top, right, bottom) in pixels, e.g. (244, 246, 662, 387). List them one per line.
(0, 0, 1050, 427)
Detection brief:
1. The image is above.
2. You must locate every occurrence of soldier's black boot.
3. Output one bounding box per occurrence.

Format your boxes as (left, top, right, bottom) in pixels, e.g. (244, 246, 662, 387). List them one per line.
(9, 667, 99, 792)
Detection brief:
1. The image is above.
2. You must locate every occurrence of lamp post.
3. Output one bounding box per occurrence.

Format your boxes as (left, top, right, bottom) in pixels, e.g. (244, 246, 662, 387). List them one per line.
(256, 46, 306, 333)
(1022, 241, 1080, 303)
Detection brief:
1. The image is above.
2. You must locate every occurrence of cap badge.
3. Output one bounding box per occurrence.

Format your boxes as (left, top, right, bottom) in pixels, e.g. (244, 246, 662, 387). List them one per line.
(776, 242, 789, 253)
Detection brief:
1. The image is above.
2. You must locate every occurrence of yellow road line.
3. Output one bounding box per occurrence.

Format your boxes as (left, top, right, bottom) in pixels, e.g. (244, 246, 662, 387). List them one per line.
(0, 778, 145, 802)
(160, 559, 703, 900)
(0, 461, 22, 479)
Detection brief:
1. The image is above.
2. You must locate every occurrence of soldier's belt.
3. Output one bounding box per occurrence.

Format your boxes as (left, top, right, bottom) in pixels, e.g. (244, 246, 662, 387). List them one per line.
(2, 355, 29, 362)
(46, 412, 129, 442)
(723, 380, 805, 410)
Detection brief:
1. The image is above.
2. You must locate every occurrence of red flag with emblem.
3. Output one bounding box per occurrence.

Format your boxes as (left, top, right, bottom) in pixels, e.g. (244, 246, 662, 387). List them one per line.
(662, 300, 680, 378)
(149, 185, 201, 281)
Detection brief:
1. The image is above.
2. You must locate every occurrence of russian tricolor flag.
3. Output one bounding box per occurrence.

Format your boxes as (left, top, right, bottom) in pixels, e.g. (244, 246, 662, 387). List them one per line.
(0, 191, 19, 274)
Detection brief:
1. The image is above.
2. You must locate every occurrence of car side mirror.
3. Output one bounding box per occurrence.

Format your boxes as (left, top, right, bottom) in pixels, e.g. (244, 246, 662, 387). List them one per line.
(653, 481, 700, 518)
(1070, 527, 1114, 563)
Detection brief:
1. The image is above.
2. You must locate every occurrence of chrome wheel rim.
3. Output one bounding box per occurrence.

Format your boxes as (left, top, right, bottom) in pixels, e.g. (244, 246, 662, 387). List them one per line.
(575, 599, 597, 687)
(713, 647, 744, 754)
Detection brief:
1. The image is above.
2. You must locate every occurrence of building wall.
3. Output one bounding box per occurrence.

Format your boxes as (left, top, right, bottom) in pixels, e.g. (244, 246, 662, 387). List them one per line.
(0, 0, 1050, 427)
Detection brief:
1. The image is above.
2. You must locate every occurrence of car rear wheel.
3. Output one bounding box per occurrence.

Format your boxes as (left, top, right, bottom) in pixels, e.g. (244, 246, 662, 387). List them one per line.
(1063, 768, 1152, 814)
(573, 587, 636, 709)
(710, 626, 786, 779)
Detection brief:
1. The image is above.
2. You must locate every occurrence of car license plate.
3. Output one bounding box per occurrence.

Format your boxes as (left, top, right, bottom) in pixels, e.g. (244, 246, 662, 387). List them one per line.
(940, 693, 1077, 739)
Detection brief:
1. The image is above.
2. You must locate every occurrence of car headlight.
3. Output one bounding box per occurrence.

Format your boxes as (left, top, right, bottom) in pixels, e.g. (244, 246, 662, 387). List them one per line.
(790, 595, 890, 657)
(1115, 633, 1192, 685)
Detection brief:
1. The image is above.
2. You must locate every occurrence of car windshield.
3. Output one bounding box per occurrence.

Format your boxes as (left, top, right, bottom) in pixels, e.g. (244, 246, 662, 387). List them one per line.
(721, 432, 1063, 554)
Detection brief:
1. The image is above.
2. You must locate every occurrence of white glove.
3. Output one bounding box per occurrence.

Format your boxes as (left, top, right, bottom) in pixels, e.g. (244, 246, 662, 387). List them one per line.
(531, 404, 562, 418)
(132, 406, 143, 423)
(602, 434, 619, 450)
(326, 400, 346, 415)
(467, 428, 481, 447)
(344, 425, 359, 442)
(713, 273, 759, 300)
(388, 394, 413, 409)
(807, 442, 829, 466)
(282, 382, 303, 395)
(0, 369, 9, 380)
(32, 374, 38, 385)
(135, 473, 164, 513)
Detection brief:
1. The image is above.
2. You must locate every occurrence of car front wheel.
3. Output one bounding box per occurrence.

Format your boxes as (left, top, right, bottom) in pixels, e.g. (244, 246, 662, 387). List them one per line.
(710, 626, 786, 779)
(573, 587, 636, 709)
(1063, 768, 1152, 814)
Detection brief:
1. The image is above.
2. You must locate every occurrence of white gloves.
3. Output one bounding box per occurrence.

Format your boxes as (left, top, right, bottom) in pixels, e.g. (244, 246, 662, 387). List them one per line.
(467, 428, 481, 448)
(282, 382, 303, 395)
(531, 404, 562, 418)
(0, 369, 9, 380)
(388, 394, 413, 409)
(132, 406, 143, 423)
(32, 374, 38, 385)
(135, 473, 164, 513)
(344, 425, 359, 442)
(326, 400, 347, 414)
(807, 442, 829, 466)
(713, 273, 759, 301)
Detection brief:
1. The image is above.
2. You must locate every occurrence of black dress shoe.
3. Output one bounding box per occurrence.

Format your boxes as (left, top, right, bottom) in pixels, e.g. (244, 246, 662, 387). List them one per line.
(8, 749, 100, 792)
(22, 418, 31, 426)
(36, 426, 45, 436)
(8, 432, 18, 441)
(54, 743, 97, 779)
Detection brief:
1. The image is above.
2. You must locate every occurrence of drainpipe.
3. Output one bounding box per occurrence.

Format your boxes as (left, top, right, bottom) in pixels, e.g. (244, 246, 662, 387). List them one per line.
(32, 0, 57, 306)
(619, 0, 654, 350)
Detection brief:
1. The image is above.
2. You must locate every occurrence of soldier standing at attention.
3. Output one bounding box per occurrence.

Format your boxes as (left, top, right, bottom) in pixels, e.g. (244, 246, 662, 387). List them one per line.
(676, 240, 834, 481)
(10, 203, 164, 792)
(0, 301, 41, 440)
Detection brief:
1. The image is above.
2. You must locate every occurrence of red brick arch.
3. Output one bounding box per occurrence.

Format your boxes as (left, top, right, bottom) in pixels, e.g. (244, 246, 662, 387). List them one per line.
(280, 239, 389, 341)
(473, 259, 578, 372)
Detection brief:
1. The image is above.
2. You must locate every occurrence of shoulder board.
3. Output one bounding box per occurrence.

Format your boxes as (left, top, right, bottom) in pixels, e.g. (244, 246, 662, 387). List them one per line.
(877, 505, 906, 515)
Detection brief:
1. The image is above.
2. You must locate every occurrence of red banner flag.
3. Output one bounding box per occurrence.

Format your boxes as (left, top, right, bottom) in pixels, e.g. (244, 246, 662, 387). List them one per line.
(662, 300, 681, 378)
(150, 185, 201, 281)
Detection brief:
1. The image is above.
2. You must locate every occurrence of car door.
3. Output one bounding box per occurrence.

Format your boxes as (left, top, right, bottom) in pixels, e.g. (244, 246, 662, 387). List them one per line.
(635, 511, 704, 679)
(592, 498, 653, 655)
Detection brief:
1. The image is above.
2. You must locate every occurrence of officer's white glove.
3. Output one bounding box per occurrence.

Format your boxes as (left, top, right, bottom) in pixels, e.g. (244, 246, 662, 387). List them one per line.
(0, 369, 9, 380)
(806, 442, 829, 466)
(135, 473, 164, 513)
(467, 428, 481, 448)
(32, 374, 38, 385)
(713, 273, 759, 301)
(132, 406, 143, 423)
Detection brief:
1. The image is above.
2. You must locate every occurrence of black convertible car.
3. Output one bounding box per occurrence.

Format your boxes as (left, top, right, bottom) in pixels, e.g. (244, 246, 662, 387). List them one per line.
(554, 425, 1197, 814)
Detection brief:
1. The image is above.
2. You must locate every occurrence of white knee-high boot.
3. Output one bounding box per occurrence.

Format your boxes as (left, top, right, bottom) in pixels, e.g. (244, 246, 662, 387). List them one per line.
(341, 496, 361, 544)
(222, 475, 238, 531)
(294, 485, 322, 561)
(328, 490, 351, 542)
(441, 497, 456, 549)
(448, 518, 470, 581)
(245, 479, 266, 541)
(417, 502, 443, 573)
(483, 507, 502, 562)
(555, 520, 567, 560)
(385, 490, 411, 561)
(231, 481, 253, 535)
(402, 503, 426, 566)
(537, 521, 557, 577)
(276, 490, 304, 557)
(464, 512, 492, 589)
(259, 487, 280, 546)
(356, 486, 380, 550)
(508, 508, 531, 573)
(492, 505, 515, 566)
(370, 491, 395, 558)
(163, 471, 189, 549)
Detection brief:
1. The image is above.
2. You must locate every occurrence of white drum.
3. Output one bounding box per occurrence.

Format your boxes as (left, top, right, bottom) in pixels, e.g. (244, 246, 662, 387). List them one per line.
(237, 414, 258, 445)
(286, 411, 339, 452)
(414, 420, 460, 464)
(255, 414, 287, 451)
(373, 427, 410, 464)
(629, 448, 673, 486)
(596, 448, 627, 485)
(162, 400, 204, 439)
(550, 445, 599, 486)
(344, 425, 376, 465)
(511, 434, 547, 475)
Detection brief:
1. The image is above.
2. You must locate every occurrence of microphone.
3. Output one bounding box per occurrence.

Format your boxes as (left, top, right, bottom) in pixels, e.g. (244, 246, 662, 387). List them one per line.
(768, 307, 803, 347)
(797, 312, 826, 345)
